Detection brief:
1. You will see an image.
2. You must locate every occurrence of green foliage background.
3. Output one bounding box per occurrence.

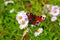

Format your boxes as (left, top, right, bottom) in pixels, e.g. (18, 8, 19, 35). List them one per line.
(0, 0, 60, 40)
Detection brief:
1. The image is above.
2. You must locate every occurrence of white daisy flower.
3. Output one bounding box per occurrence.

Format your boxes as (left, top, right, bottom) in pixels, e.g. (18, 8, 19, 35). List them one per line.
(16, 11, 27, 21)
(5, 1, 14, 6)
(10, 8, 14, 13)
(51, 16, 57, 22)
(23, 28, 30, 37)
(49, 6, 59, 16)
(34, 28, 43, 37)
(16, 11, 29, 29)
(19, 20, 29, 29)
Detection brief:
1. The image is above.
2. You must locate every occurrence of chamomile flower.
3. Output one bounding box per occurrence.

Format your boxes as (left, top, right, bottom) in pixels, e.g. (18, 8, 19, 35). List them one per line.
(49, 6, 59, 16)
(16, 11, 29, 29)
(34, 28, 43, 37)
(51, 16, 57, 22)
(19, 20, 29, 29)
(16, 11, 27, 21)
(5, 1, 14, 6)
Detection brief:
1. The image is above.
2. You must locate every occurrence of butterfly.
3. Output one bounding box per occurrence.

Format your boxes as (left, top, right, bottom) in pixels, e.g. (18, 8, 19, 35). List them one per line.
(26, 13, 46, 25)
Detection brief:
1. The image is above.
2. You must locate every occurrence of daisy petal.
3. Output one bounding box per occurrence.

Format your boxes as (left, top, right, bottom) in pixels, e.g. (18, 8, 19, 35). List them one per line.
(34, 28, 43, 37)
(49, 6, 59, 16)
(51, 16, 57, 22)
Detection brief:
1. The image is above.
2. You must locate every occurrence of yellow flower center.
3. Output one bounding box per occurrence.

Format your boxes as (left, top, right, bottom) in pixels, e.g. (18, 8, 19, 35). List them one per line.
(19, 16, 22, 19)
(54, 10, 57, 13)
(37, 29, 40, 32)
(21, 20, 25, 25)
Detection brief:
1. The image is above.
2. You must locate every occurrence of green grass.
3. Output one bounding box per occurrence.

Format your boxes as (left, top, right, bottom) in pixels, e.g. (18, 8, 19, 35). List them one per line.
(0, 0, 60, 40)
